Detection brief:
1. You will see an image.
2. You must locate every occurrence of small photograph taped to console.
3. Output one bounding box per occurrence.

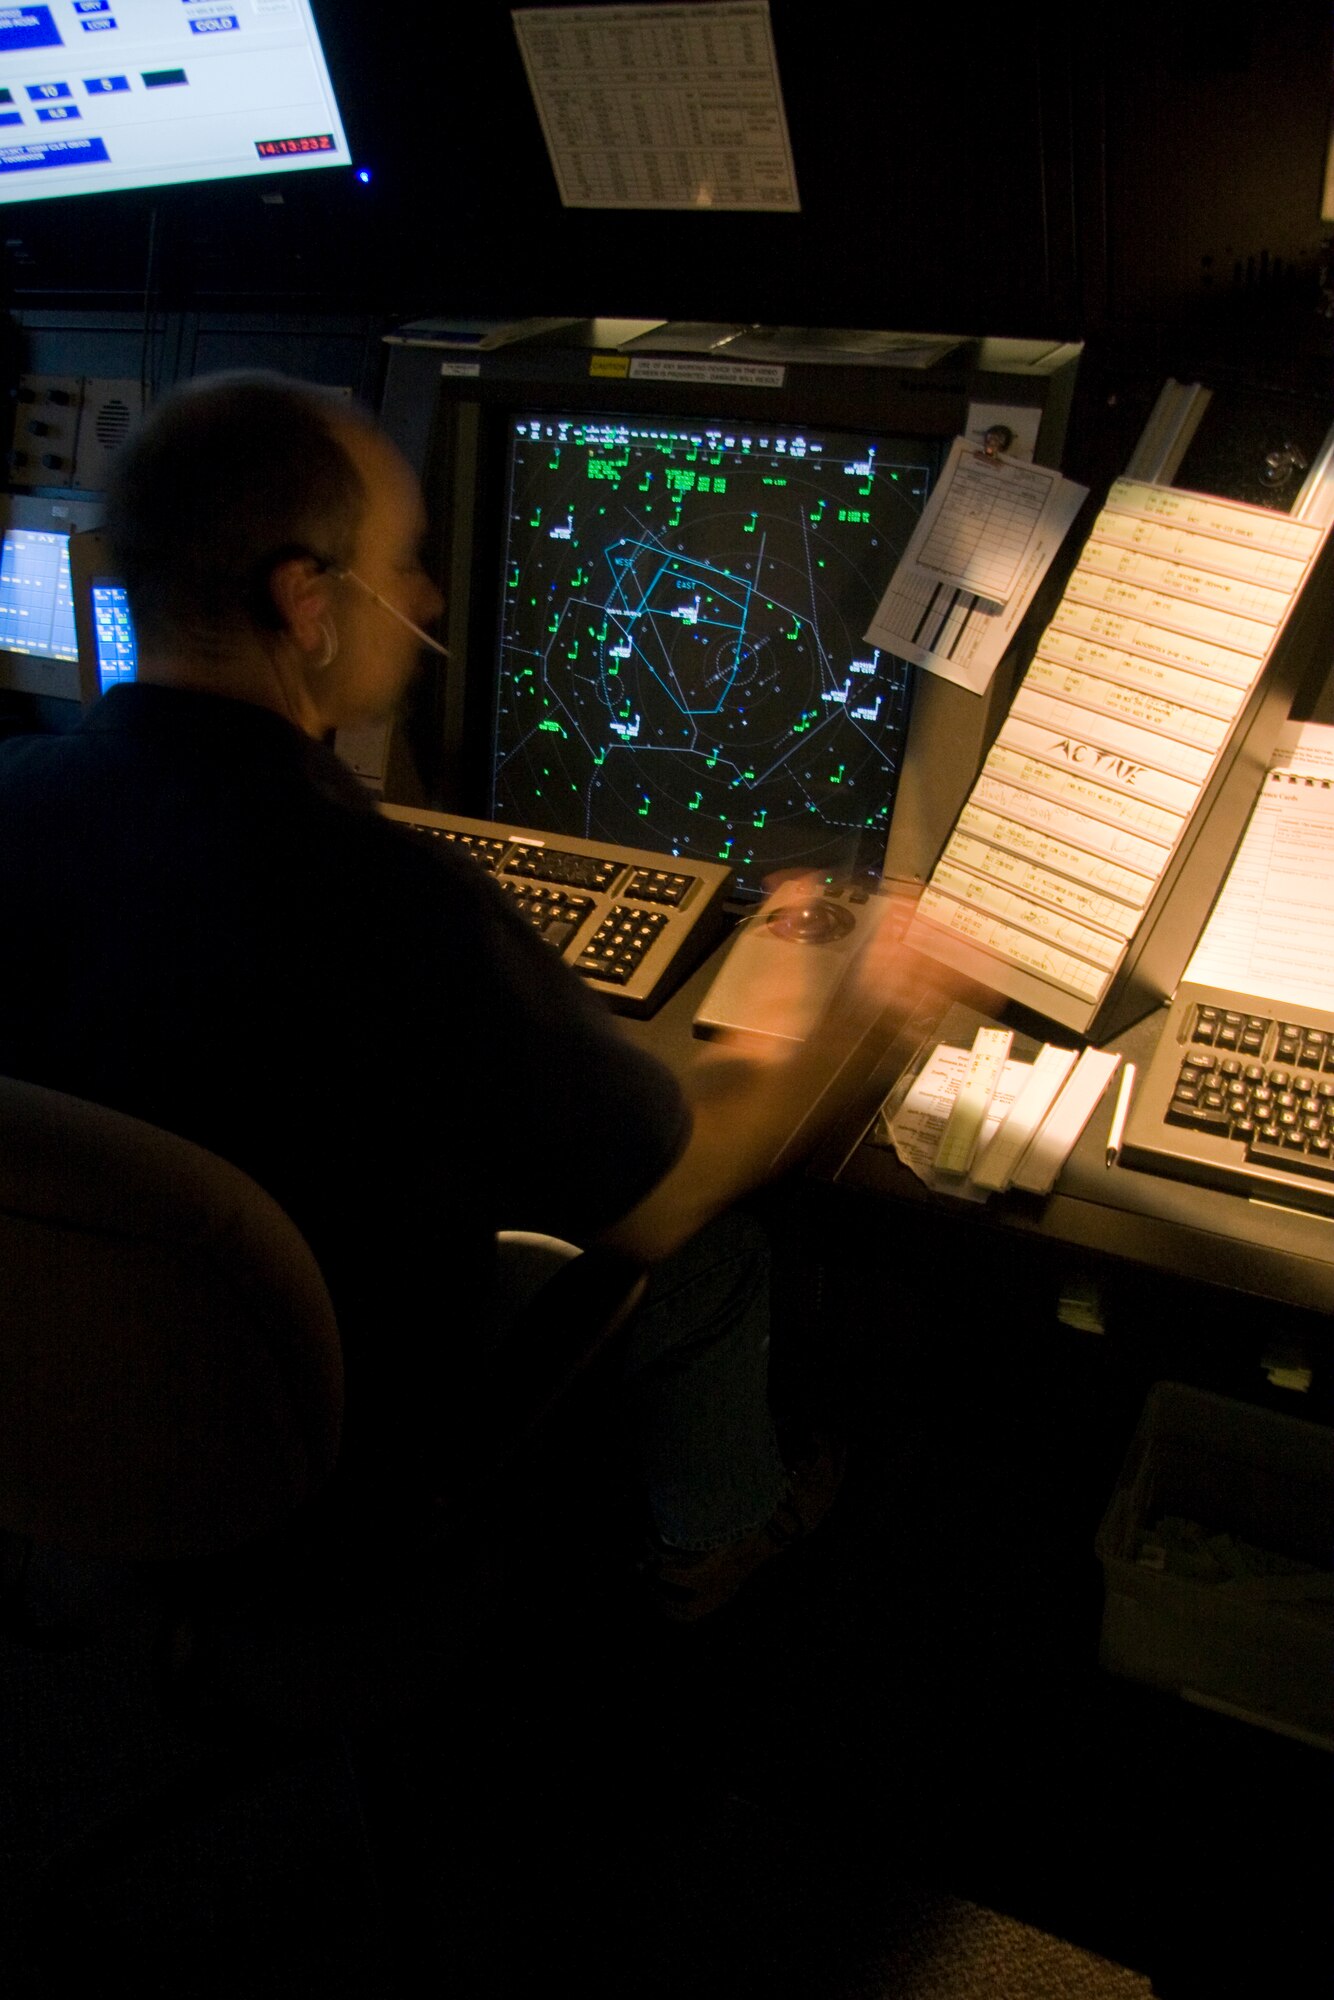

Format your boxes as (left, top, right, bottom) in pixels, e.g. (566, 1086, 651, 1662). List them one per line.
(70, 529, 138, 705)
(492, 412, 937, 900)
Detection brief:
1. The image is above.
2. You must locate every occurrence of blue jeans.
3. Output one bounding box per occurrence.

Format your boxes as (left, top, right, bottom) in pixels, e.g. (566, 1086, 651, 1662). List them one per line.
(616, 1209, 789, 1551)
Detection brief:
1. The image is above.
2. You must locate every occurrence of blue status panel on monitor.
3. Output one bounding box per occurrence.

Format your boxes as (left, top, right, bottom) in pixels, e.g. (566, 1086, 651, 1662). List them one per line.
(0, 0, 349, 203)
(0, 526, 78, 661)
(91, 578, 136, 690)
(492, 416, 935, 897)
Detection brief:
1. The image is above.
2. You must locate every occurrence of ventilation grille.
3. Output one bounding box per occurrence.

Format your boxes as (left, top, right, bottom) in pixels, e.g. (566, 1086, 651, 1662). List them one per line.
(94, 397, 134, 452)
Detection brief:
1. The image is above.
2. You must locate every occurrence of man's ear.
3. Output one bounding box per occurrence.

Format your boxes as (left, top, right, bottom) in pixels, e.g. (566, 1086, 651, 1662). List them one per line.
(266, 554, 333, 649)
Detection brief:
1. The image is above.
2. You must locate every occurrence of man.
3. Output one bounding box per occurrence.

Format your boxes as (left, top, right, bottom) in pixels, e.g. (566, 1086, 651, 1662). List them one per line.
(0, 373, 941, 1615)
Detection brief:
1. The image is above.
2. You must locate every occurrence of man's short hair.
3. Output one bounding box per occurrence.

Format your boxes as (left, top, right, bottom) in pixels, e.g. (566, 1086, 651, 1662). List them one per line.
(105, 371, 367, 658)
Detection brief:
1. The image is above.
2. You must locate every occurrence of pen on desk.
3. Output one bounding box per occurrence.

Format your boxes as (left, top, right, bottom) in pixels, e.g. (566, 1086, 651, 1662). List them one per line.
(1105, 1061, 1135, 1168)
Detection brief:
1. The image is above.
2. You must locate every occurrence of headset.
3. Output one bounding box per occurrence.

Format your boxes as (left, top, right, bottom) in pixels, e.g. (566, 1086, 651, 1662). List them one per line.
(329, 564, 450, 659)
(255, 544, 450, 660)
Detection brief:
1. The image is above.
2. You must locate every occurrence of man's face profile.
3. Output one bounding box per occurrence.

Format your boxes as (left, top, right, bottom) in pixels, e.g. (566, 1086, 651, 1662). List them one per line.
(323, 421, 444, 726)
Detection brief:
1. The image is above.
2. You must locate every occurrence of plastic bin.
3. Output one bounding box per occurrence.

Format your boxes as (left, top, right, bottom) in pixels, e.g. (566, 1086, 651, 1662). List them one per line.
(1095, 1382, 1333, 1748)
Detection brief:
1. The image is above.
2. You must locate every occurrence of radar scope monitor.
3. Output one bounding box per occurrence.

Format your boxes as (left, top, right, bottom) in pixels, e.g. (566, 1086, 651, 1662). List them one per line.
(491, 413, 937, 898)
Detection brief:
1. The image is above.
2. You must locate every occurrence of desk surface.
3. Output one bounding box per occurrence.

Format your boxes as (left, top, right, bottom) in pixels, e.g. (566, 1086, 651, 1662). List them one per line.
(619, 939, 1334, 1321)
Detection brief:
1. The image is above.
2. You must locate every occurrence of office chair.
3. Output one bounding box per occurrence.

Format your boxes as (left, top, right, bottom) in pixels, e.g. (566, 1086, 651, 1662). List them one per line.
(487, 1228, 647, 1475)
(0, 1074, 646, 1984)
(0, 1070, 645, 1597)
(0, 1072, 359, 1975)
(0, 1073, 345, 1570)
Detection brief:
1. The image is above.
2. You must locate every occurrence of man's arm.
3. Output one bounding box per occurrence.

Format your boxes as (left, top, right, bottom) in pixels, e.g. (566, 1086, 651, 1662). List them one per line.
(599, 895, 966, 1264)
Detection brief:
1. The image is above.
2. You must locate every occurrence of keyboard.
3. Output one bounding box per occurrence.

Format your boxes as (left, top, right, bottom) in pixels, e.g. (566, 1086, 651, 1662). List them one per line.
(1120, 982, 1334, 1214)
(378, 805, 734, 1017)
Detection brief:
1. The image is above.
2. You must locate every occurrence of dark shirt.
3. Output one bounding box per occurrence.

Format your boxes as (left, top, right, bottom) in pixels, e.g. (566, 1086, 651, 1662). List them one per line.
(0, 684, 689, 1492)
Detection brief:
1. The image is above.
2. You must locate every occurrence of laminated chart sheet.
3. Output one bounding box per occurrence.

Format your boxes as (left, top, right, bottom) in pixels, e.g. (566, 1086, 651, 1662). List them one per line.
(908, 480, 1329, 1029)
(513, 2, 799, 212)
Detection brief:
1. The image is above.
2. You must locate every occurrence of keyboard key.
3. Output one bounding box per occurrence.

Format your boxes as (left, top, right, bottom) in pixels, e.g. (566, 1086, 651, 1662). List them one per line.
(503, 845, 621, 891)
(1167, 1098, 1231, 1136)
(1247, 1135, 1334, 1180)
(624, 867, 692, 907)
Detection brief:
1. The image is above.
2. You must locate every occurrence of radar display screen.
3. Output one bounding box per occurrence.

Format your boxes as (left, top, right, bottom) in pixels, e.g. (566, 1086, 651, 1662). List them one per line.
(492, 414, 935, 897)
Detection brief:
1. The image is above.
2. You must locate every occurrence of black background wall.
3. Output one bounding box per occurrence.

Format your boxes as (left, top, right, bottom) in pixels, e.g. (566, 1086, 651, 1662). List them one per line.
(0, 1, 1330, 368)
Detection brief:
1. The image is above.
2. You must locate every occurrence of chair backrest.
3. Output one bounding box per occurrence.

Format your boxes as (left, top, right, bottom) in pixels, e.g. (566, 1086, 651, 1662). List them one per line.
(482, 1230, 647, 1487)
(0, 1075, 344, 1563)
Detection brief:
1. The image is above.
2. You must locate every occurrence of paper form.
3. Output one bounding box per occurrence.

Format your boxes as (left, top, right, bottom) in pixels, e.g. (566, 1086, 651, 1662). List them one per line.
(941, 833, 1143, 936)
(1087, 511, 1311, 593)
(884, 1042, 1035, 1201)
(929, 859, 1125, 967)
(1034, 628, 1253, 718)
(1023, 657, 1231, 751)
(968, 773, 1171, 878)
(953, 802, 1156, 907)
(986, 734, 1190, 836)
(512, 3, 800, 212)
(916, 454, 1061, 603)
(908, 478, 1328, 1025)
(1063, 564, 1279, 658)
(981, 744, 1183, 848)
(1106, 481, 1325, 559)
(917, 889, 1110, 1001)
(864, 437, 1087, 694)
(1007, 688, 1215, 789)
(1075, 540, 1294, 628)
(1050, 600, 1263, 687)
(1185, 722, 1334, 1011)
(935, 1026, 1013, 1175)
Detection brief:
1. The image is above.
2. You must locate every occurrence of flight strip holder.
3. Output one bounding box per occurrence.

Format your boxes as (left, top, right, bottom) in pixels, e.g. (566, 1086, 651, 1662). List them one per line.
(899, 468, 1334, 1046)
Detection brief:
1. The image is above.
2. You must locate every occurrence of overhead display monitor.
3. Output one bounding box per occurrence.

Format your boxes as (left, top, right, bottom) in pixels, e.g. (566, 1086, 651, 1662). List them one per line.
(0, 522, 77, 661)
(68, 526, 139, 703)
(0, 496, 101, 698)
(0, 0, 350, 203)
(491, 412, 936, 899)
